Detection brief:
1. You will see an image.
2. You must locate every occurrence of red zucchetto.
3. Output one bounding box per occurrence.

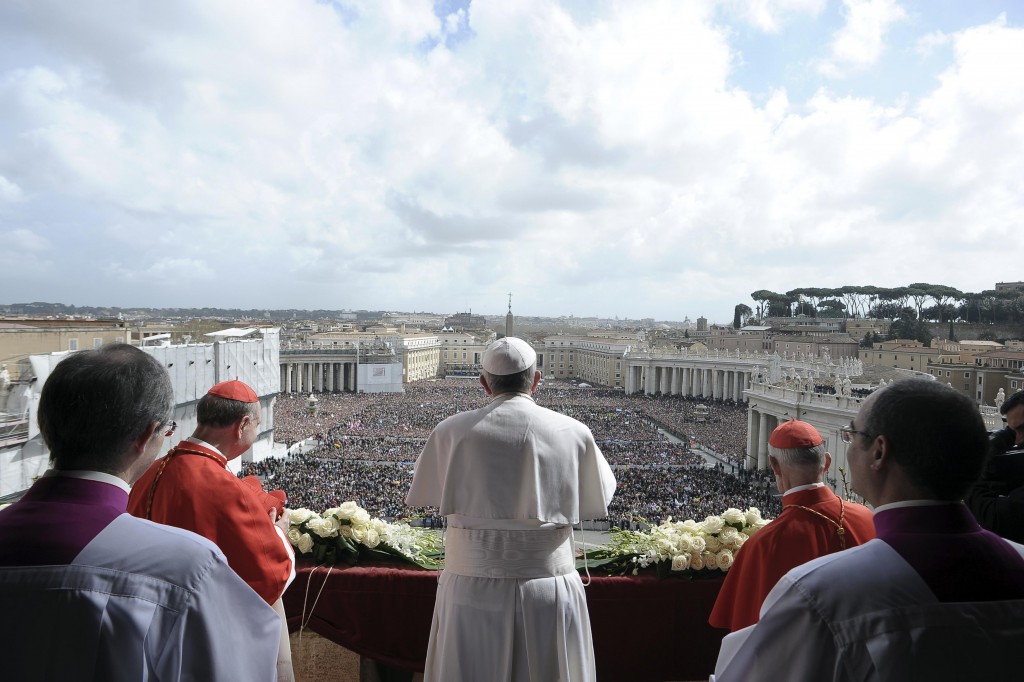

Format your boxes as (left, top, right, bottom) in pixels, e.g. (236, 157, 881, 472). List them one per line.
(207, 379, 258, 403)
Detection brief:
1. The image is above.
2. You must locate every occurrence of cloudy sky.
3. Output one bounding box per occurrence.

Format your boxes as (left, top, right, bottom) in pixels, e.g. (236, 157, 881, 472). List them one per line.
(1, 0, 1021, 321)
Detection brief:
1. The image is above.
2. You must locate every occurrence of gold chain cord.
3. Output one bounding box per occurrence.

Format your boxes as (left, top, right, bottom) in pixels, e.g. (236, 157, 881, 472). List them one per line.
(144, 446, 224, 520)
(782, 497, 847, 550)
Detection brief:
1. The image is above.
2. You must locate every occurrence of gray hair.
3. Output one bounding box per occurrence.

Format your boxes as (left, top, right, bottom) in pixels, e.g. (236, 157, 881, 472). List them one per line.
(38, 343, 173, 474)
(768, 443, 827, 472)
(482, 364, 537, 395)
(197, 393, 260, 427)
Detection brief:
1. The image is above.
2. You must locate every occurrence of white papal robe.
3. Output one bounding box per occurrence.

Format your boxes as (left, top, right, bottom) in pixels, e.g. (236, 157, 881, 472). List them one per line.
(407, 392, 616, 682)
(0, 513, 281, 681)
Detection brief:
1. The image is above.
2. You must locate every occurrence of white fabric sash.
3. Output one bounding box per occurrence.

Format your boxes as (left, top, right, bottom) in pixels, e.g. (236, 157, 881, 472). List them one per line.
(444, 526, 576, 579)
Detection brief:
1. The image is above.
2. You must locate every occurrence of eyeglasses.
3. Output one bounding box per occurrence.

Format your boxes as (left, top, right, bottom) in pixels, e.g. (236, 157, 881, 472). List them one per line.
(164, 421, 177, 438)
(840, 424, 871, 444)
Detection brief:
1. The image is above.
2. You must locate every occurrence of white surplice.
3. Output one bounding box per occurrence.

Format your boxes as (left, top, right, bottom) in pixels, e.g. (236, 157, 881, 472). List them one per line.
(0, 513, 281, 681)
(712, 538, 1024, 681)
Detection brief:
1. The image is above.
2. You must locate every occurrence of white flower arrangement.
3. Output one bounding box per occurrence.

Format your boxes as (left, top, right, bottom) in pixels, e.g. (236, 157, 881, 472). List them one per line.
(579, 507, 771, 577)
(287, 502, 443, 570)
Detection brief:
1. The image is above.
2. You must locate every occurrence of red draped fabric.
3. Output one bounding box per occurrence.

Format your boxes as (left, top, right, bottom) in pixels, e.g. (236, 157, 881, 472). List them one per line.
(284, 561, 727, 681)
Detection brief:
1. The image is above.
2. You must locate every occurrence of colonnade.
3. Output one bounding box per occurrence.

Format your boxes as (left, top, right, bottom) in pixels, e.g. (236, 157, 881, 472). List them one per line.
(746, 407, 780, 471)
(280, 360, 358, 393)
(624, 362, 752, 402)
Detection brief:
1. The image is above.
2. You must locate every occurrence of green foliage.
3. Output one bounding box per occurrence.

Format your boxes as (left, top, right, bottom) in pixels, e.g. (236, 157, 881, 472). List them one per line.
(733, 303, 752, 329)
(750, 283, 1024, 325)
(888, 309, 933, 345)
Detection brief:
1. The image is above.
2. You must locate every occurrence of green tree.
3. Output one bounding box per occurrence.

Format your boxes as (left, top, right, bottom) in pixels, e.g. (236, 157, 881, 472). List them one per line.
(750, 290, 781, 321)
(889, 309, 932, 346)
(817, 299, 847, 318)
(733, 303, 753, 329)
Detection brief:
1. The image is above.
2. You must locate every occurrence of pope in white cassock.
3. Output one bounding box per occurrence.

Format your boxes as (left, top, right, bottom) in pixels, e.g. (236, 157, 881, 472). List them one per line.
(407, 337, 616, 682)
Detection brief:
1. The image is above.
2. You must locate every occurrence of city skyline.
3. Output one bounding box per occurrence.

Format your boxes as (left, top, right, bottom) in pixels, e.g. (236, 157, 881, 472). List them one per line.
(1, 1, 1022, 320)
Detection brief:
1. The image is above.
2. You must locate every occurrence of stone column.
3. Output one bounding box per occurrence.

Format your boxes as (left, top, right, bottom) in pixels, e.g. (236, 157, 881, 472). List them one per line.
(757, 412, 769, 469)
(326, 363, 334, 392)
(702, 369, 711, 398)
(747, 409, 759, 471)
(645, 366, 655, 395)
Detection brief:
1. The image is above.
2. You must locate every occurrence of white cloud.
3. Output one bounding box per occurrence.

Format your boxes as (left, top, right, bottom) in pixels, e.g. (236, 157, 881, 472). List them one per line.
(817, 0, 907, 78)
(914, 30, 950, 57)
(0, 1, 1020, 317)
(0, 176, 24, 202)
(2, 229, 50, 252)
(147, 258, 214, 279)
(0, 229, 52, 276)
(719, 0, 826, 33)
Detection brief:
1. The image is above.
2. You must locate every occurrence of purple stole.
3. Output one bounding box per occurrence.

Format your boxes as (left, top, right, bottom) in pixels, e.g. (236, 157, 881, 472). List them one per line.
(0, 475, 128, 566)
(874, 504, 1024, 602)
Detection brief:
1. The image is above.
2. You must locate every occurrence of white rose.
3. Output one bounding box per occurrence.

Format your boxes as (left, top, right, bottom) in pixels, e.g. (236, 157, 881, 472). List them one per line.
(352, 508, 371, 525)
(324, 507, 341, 518)
(671, 554, 690, 571)
(733, 532, 749, 549)
(369, 518, 388, 533)
(340, 525, 354, 539)
(718, 527, 740, 546)
(703, 551, 718, 570)
(716, 549, 735, 571)
(286, 528, 302, 546)
(689, 535, 707, 554)
(297, 533, 314, 554)
(703, 535, 721, 553)
(744, 507, 763, 526)
(655, 538, 675, 557)
(690, 553, 705, 570)
(290, 508, 314, 525)
(680, 519, 702, 533)
(306, 517, 325, 536)
(675, 534, 693, 553)
(363, 529, 381, 549)
(336, 501, 359, 520)
(351, 527, 366, 543)
(311, 517, 339, 538)
(702, 516, 725, 534)
(722, 508, 746, 526)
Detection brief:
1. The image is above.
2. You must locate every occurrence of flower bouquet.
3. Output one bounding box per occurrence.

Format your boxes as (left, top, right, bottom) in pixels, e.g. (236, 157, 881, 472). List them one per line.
(578, 507, 771, 577)
(287, 501, 444, 570)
